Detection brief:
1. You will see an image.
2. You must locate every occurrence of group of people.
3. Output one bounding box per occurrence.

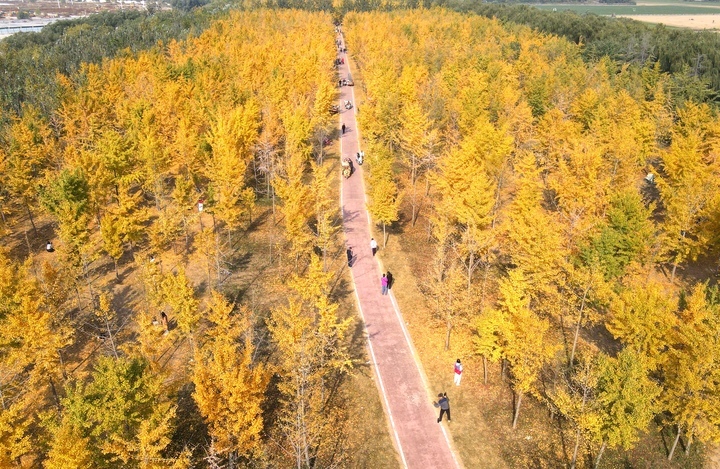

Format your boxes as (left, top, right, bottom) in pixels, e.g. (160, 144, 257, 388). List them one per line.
(341, 157, 354, 178)
(380, 272, 393, 295)
(347, 233, 466, 425)
(434, 359, 463, 423)
(333, 30, 464, 427)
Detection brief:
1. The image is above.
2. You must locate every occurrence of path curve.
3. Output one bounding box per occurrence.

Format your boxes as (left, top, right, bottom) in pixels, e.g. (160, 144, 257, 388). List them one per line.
(335, 31, 461, 469)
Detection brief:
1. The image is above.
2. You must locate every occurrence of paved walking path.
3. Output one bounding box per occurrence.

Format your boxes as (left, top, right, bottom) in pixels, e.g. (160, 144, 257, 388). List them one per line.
(335, 32, 461, 469)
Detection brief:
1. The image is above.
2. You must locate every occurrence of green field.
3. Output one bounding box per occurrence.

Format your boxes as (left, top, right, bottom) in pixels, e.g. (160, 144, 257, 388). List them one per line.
(531, 2, 720, 15)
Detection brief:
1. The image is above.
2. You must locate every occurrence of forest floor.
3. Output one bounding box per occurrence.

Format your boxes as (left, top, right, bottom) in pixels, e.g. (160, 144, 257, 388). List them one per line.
(3, 153, 398, 466)
(375, 216, 708, 468)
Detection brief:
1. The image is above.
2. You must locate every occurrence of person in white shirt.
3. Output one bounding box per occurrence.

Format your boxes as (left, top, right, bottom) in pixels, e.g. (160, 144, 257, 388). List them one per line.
(370, 238, 378, 257)
(454, 359, 463, 386)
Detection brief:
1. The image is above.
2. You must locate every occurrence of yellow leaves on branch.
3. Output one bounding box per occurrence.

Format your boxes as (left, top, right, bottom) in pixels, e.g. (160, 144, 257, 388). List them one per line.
(193, 291, 269, 458)
(206, 103, 260, 230)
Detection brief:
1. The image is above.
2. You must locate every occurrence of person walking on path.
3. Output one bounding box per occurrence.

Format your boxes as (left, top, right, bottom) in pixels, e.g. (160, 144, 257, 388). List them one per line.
(381, 274, 389, 295)
(435, 393, 451, 423)
(454, 359, 463, 386)
(346, 246, 353, 267)
(370, 238, 378, 256)
(342, 123, 346, 134)
(386, 271, 393, 289)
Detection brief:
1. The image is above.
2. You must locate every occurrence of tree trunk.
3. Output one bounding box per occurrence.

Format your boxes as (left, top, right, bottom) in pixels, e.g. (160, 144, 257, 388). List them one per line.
(671, 261, 678, 283)
(411, 194, 417, 228)
(570, 287, 590, 366)
(467, 251, 474, 290)
(49, 376, 60, 408)
(0, 200, 7, 225)
(572, 381, 589, 469)
(668, 425, 681, 461)
(182, 216, 189, 251)
(322, 245, 327, 272)
(105, 317, 119, 360)
(383, 222, 387, 247)
(594, 441, 607, 469)
(445, 318, 451, 351)
(25, 202, 37, 234)
(685, 436, 692, 455)
(23, 230, 32, 255)
(214, 220, 221, 283)
(481, 257, 491, 308)
(571, 427, 581, 469)
(483, 355, 488, 384)
(512, 391, 523, 429)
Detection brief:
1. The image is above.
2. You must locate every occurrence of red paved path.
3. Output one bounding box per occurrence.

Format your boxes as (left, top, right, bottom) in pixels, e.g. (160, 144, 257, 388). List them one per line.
(336, 33, 461, 469)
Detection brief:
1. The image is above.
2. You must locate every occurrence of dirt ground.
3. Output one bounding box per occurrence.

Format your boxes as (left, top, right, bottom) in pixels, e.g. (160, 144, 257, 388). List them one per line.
(619, 14, 720, 30)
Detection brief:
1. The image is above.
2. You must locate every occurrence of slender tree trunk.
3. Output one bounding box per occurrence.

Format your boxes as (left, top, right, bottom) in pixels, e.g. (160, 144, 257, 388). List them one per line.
(483, 355, 488, 384)
(104, 316, 119, 360)
(0, 200, 7, 225)
(671, 261, 678, 283)
(216, 240, 221, 283)
(671, 232, 686, 283)
(445, 317, 451, 350)
(594, 441, 607, 469)
(383, 222, 387, 247)
(411, 199, 417, 227)
(481, 256, 491, 308)
(570, 287, 590, 366)
(512, 391, 523, 429)
(668, 426, 682, 461)
(571, 427, 581, 469)
(182, 216, 189, 251)
(685, 437, 692, 455)
(49, 376, 60, 408)
(23, 230, 32, 255)
(467, 251, 474, 290)
(25, 202, 37, 234)
(571, 384, 589, 469)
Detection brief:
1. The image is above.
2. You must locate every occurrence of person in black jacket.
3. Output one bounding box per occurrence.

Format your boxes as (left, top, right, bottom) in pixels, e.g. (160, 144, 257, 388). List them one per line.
(434, 393, 450, 423)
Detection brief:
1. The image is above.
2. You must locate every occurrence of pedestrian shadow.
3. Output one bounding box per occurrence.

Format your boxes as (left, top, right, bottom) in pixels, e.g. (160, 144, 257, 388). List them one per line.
(342, 208, 362, 224)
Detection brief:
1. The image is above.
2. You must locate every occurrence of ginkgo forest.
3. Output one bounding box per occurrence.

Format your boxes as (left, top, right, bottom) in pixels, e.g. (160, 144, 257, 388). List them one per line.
(1, 1, 719, 468)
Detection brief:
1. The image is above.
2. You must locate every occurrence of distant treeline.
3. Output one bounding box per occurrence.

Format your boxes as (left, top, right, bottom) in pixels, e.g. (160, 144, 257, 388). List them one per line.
(450, 2, 720, 102)
(0, 9, 213, 119)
